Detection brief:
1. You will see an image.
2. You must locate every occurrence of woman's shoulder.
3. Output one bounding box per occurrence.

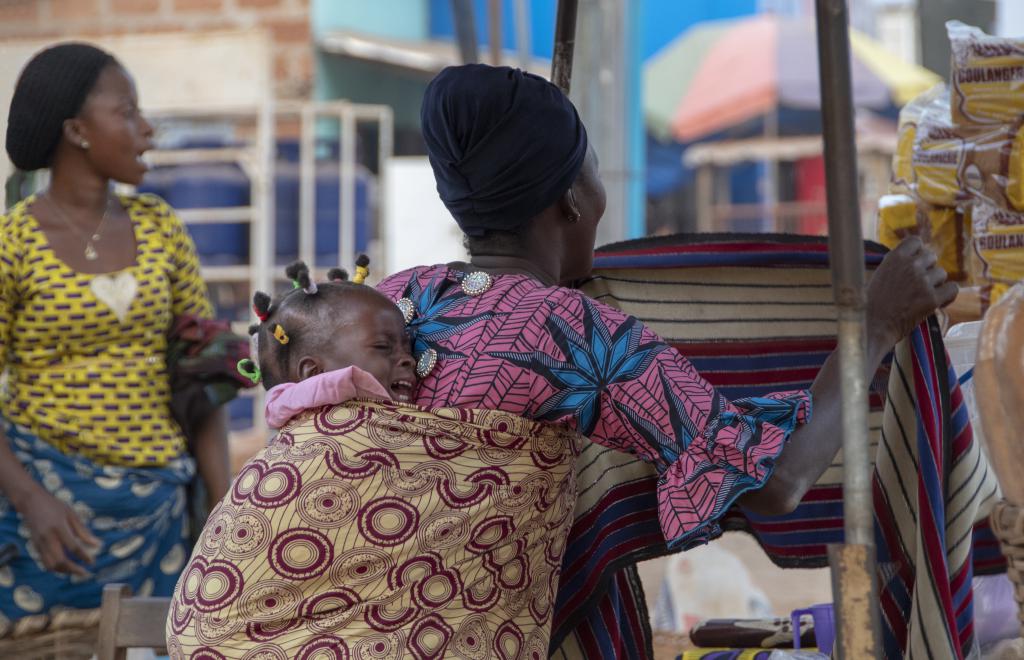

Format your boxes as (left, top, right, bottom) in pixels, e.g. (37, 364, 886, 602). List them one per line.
(1, 196, 40, 254)
(121, 193, 192, 245)
(2, 195, 36, 224)
(532, 282, 621, 315)
(536, 285, 662, 344)
(121, 192, 181, 226)
(376, 264, 448, 299)
(377, 265, 598, 310)
(121, 191, 174, 216)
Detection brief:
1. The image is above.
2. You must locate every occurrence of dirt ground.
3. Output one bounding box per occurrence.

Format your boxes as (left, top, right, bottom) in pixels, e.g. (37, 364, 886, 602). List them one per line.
(638, 533, 833, 659)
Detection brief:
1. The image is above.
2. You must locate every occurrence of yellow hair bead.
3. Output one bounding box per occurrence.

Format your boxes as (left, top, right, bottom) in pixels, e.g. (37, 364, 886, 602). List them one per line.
(273, 324, 290, 345)
(352, 254, 370, 285)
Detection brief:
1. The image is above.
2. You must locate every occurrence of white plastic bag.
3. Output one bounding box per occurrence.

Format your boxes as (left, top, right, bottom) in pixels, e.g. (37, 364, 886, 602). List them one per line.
(946, 321, 986, 451)
(975, 574, 1020, 647)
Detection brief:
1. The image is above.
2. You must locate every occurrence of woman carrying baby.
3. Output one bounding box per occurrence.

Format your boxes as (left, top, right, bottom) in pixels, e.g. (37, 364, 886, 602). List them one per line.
(168, 261, 584, 659)
(170, 65, 954, 659)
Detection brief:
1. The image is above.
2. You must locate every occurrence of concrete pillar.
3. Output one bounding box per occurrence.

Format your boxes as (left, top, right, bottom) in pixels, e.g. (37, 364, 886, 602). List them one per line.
(569, 0, 644, 245)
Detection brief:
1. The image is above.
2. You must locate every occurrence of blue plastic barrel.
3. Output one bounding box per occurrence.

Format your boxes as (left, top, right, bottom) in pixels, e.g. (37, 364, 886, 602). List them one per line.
(163, 164, 251, 265)
(273, 159, 373, 267)
(274, 159, 301, 264)
(137, 165, 174, 202)
(277, 139, 301, 164)
(314, 163, 372, 266)
(228, 396, 254, 431)
(139, 169, 250, 330)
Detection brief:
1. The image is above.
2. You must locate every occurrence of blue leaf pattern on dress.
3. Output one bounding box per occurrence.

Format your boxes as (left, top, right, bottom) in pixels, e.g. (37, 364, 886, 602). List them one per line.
(402, 272, 497, 361)
(489, 297, 666, 436)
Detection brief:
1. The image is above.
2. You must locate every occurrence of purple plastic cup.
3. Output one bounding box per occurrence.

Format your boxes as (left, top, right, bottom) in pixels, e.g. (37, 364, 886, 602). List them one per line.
(791, 602, 835, 654)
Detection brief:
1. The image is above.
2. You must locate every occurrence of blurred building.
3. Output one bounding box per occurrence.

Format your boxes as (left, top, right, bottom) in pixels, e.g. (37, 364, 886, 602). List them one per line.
(4, 0, 1023, 245)
(0, 0, 312, 97)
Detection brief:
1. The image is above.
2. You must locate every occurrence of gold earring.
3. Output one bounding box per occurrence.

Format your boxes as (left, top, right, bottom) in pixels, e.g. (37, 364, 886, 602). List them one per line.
(80, 140, 90, 150)
(567, 188, 581, 222)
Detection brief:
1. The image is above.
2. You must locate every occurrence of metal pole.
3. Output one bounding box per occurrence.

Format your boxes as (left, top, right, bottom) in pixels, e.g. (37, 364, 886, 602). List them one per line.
(551, 0, 579, 93)
(451, 0, 479, 64)
(253, 100, 276, 428)
(299, 105, 316, 270)
(814, 0, 881, 657)
(764, 107, 779, 232)
(488, 0, 502, 65)
(514, 0, 531, 71)
(339, 105, 357, 270)
(374, 107, 394, 276)
(696, 165, 713, 233)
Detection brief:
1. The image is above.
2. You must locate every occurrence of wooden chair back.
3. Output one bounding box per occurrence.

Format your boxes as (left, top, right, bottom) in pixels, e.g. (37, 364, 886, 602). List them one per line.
(96, 583, 170, 660)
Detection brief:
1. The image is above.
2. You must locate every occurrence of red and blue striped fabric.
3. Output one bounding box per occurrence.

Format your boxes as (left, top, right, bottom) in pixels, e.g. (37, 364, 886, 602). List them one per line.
(551, 234, 1001, 660)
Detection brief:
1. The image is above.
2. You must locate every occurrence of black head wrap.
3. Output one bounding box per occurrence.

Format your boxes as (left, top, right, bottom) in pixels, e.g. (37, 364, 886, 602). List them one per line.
(6, 43, 116, 171)
(420, 64, 588, 236)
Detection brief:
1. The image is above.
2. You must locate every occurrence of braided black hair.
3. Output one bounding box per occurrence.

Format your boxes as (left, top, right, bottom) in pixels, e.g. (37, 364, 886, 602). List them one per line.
(6, 43, 118, 171)
(247, 258, 378, 389)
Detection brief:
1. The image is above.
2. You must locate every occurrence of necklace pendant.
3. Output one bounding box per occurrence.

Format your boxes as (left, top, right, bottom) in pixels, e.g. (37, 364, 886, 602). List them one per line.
(84, 243, 98, 261)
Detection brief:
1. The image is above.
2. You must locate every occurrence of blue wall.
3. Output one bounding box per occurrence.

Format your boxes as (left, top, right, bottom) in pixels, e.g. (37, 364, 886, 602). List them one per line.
(428, 0, 557, 58)
(427, 0, 758, 62)
(642, 0, 757, 59)
(312, 0, 430, 40)
(313, 0, 762, 236)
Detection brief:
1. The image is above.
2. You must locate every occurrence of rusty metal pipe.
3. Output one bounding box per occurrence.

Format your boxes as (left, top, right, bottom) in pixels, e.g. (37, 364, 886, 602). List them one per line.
(551, 0, 579, 93)
(489, 0, 502, 65)
(814, 0, 881, 657)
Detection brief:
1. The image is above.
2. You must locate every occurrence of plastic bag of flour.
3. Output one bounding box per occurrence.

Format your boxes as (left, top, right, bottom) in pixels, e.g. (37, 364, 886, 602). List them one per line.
(948, 20, 1024, 126)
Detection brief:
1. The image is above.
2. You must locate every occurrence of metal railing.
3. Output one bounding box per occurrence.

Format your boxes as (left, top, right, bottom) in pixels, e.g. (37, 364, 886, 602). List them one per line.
(135, 100, 395, 431)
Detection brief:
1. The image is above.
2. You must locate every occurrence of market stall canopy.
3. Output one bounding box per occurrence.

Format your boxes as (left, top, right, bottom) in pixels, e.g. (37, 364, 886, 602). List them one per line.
(682, 112, 897, 168)
(644, 14, 940, 142)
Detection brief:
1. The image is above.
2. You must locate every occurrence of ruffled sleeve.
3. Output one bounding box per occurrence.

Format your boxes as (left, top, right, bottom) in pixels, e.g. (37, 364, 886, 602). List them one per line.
(655, 389, 810, 549)
(523, 291, 812, 550)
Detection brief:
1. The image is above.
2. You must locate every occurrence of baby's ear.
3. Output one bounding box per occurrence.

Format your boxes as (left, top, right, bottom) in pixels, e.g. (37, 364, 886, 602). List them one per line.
(296, 355, 323, 381)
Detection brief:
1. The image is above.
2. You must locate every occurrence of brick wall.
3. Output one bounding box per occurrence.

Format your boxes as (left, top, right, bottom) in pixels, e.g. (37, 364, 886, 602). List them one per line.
(0, 0, 312, 97)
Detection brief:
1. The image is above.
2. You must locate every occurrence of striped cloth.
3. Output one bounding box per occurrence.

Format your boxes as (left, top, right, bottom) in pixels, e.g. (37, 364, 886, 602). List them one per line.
(552, 234, 1001, 660)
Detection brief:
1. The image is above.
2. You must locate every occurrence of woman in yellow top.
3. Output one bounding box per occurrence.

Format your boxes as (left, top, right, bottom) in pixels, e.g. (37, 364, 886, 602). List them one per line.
(0, 43, 229, 629)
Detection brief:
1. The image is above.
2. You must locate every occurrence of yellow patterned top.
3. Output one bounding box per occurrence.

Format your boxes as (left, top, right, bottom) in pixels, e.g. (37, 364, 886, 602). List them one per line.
(0, 193, 213, 467)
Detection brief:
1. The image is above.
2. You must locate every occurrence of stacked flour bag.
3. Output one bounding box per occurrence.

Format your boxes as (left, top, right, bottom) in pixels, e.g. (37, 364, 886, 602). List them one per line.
(880, 23, 1024, 652)
(878, 21, 1024, 307)
(881, 86, 973, 283)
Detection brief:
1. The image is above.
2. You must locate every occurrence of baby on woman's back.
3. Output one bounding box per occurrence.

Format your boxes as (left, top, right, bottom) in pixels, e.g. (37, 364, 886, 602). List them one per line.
(238, 258, 418, 428)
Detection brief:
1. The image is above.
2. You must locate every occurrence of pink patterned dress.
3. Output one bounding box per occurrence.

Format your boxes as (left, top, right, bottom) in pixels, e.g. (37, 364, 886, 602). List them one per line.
(377, 266, 812, 548)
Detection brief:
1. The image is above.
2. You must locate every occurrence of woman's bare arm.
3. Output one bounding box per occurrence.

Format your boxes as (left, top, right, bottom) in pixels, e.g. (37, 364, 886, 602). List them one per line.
(741, 238, 957, 515)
